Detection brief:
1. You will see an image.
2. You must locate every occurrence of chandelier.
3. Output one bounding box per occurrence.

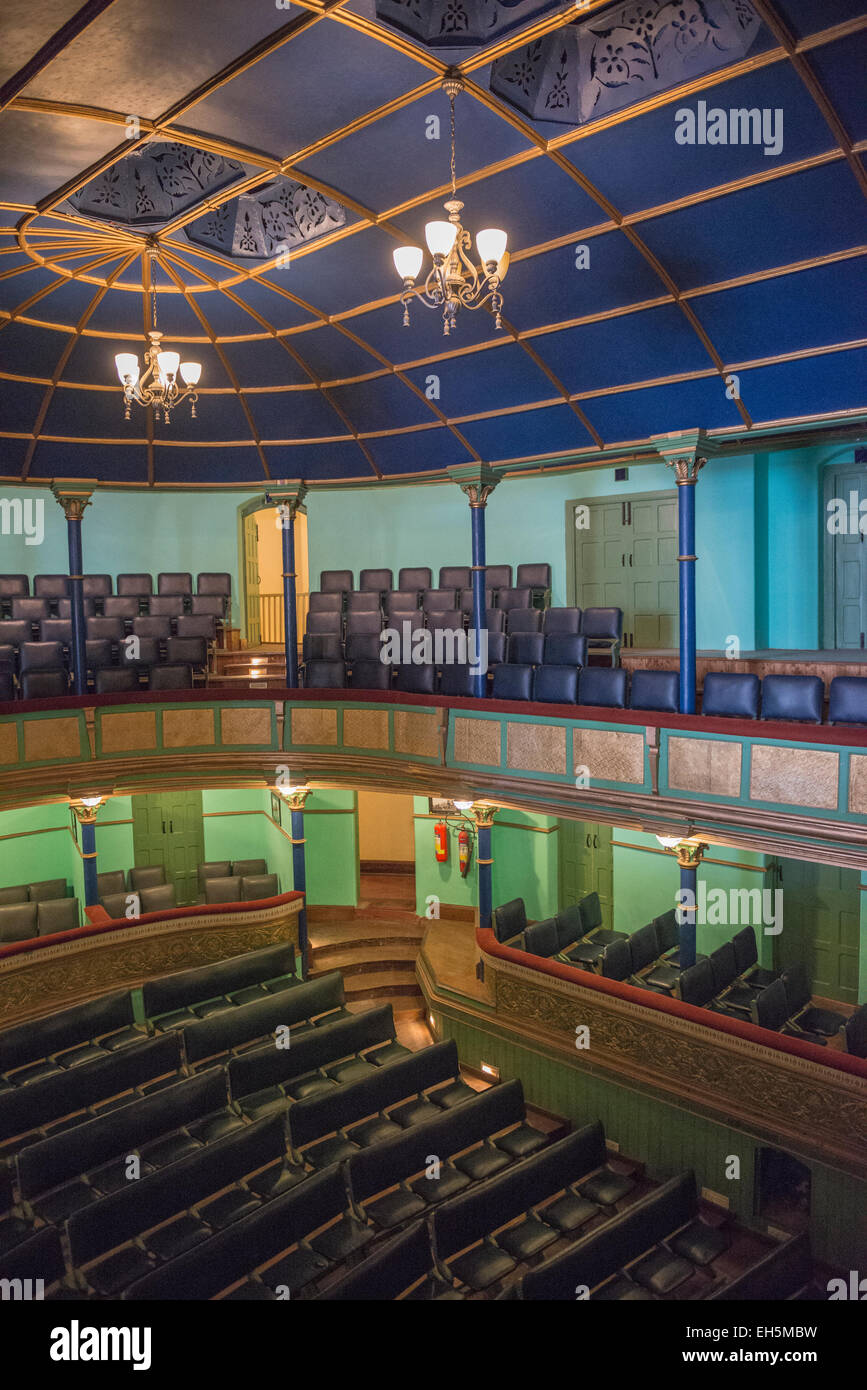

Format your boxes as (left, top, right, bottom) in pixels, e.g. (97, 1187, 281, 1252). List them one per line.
(114, 244, 202, 422)
(392, 73, 508, 337)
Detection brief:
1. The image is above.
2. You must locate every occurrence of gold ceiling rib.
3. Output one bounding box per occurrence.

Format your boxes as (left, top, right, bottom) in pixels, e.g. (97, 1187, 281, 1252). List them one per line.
(21, 249, 136, 480)
(158, 242, 383, 481)
(751, 0, 867, 202)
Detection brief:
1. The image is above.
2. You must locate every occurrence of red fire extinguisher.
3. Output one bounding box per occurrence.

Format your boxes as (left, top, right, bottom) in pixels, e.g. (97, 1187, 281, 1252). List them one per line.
(434, 821, 449, 863)
(458, 826, 472, 877)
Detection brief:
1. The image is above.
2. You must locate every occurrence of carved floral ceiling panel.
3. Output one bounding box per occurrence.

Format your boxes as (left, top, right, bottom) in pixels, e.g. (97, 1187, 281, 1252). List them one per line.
(184, 177, 347, 260)
(66, 143, 246, 227)
(490, 0, 762, 124)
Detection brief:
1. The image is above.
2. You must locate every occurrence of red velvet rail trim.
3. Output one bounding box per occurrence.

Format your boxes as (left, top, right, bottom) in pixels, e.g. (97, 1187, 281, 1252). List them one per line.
(0, 686, 864, 748)
(477, 928, 867, 1082)
(0, 891, 303, 963)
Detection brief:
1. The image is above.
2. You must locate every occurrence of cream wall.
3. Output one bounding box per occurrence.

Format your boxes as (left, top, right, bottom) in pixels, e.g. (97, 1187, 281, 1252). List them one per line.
(357, 790, 415, 863)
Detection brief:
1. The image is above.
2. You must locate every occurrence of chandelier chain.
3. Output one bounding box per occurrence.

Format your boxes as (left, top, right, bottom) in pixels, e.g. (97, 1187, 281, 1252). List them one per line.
(449, 93, 456, 199)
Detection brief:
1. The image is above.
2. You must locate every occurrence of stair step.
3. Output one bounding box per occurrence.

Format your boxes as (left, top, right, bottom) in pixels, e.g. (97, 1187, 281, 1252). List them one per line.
(311, 948, 419, 975)
(309, 923, 425, 953)
(342, 969, 422, 999)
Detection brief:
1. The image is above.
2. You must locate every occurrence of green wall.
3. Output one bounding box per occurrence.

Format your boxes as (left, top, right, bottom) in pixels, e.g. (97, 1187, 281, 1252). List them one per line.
(413, 798, 558, 921)
(94, 796, 134, 876)
(201, 787, 359, 905)
(437, 1011, 867, 1270)
(0, 803, 77, 894)
(612, 830, 773, 963)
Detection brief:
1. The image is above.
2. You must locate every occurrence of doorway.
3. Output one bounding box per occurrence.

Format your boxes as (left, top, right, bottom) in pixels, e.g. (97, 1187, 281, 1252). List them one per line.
(240, 501, 309, 647)
(131, 791, 205, 906)
(770, 857, 860, 1006)
(566, 491, 678, 649)
(558, 818, 613, 923)
(823, 461, 866, 649)
(356, 790, 415, 906)
(756, 1147, 811, 1234)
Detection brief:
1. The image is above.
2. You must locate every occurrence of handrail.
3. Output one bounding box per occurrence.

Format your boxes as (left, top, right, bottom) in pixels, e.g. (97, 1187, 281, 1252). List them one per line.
(476, 926, 867, 1082)
(0, 891, 304, 963)
(1, 684, 865, 748)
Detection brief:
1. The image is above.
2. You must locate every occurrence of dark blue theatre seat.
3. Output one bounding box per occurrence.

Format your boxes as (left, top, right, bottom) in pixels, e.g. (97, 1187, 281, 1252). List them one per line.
(828, 676, 867, 726)
(760, 674, 823, 724)
(629, 669, 679, 713)
(533, 665, 578, 704)
(701, 671, 759, 719)
(492, 664, 533, 701)
(578, 667, 628, 708)
(543, 634, 587, 667)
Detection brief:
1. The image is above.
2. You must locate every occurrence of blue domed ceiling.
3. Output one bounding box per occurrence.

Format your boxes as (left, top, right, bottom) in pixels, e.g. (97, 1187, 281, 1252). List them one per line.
(0, 0, 864, 488)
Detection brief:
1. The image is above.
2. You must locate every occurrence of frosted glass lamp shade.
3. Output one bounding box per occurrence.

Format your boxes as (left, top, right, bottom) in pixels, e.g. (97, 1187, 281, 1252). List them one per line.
(180, 361, 201, 386)
(476, 228, 507, 266)
(157, 350, 180, 383)
(424, 220, 457, 258)
(115, 353, 139, 384)
(393, 246, 423, 280)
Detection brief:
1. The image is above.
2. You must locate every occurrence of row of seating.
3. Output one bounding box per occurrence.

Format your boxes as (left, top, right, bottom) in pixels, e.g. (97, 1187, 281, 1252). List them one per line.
(0, 897, 80, 942)
(303, 612, 621, 665)
(0, 634, 208, 700)
(0, 572, 231, 618)
(0, 602, 222, 633)
(312, 565, 551, 607)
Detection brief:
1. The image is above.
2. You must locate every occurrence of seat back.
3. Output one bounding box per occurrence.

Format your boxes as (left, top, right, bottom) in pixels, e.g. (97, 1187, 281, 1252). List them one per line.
(305, 610, 342, 635)
(731, 924, 758, 975)
(39, 619, 72, 646)
(345, 610, 381, 636)
(628, 921, 659, 973)
(226, 997, 388, 1097)
(709, 1231, 812, 1301)
(701, 671, 760, 719)
(0, 902, 38, 942)
(97, 870, 126, 897)
(157, 572, 192, 596)
(498, 587, 531, 612)
(82, 575, 112, 600)
(493, 898, 526, 943)
(142, 943, 295, 1019)
(305, 659, 346, 688)
(320, 570, 353, 594)
(302, 635, 342, 667)
(20, 670, 67, 698)
(653, 908, 679, 953)
(132, 616, 170, 640)
(117, 574, 152, 597)
(240, 874, 279, 901)
(385, 589, 421, 617)
(308, 591, 344, 615)
(780, 962, 810, 1015)
(0, 576, 29, 599)
(460, 586, 493, 614)
(148, 664, 192, 691)
(751, 978, 792, 1032)
(485, 565, 512, 591)
(140, 884, 176, 912)
(629, 669, 679, 712)
(99, 892, 132, 919)
(149, 595, 184, 618)
(532, 664, 578, 704)
(394, 663, 436, 695)
(843, 1003, 867, 1058)
(12, 597, 50, 624)
(709, 942, 738, 993)
(196, 572, 231, 598)
(103, 596, 141, 621)
(578, 667, 627, 708)
(507, 632, 544, 664)
(828, 675, 867, 725)
(0, 989, 135, 1073)
(760, 673, 823, 723)
(28, 877, 67, 903)
(0, 884, 29, 906)
(36, 898, 79, 935)
(129, 865, 165, 891)
(438, 566, 470, 591)
(523, 917, 559, 958)
(166, 636, 207, 667)
(322, 1221, 433, 1302)
(397, 567, 432, 594)
(422, 588, 458, 614)
(20, 641, 65, 672)
(555, 902, 583, 950)
(516, 563, 551, 591)
(491, 663, 532, 700)
(351, 659, 392, 690)
(359, 568, 393, 593)
(175, 615, 217, 642)
(346, 591, 381, 615)
(506, 608, 542, 633)
(190, 972, 347, 1066)
(198, 859, 231, 890)
(438, 663, 474, 698)
(581, 607, 623, 640)
(519, 1172, 696, 1299)
(33, 575, 69, 599)
(0, 620, 31, 648)
(543, 606, 581, 634)
(231, 859, 267, 878)
(205, 876, 241, 904)
(543, 634, 586, 666)
(601, 937, 632, 980)
(679, 958, 716, 1007)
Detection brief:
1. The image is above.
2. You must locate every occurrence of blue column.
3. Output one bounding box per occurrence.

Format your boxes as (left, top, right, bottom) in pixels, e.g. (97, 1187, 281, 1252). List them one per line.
(678, 861, 697, 971)
(470, 503, 486, 700)
(66, 515, 87, 696)
(81, 818, 98, 907)
(677, 479, 697, 715)
(290, 806, 308, 978)
(281, 510, 298, 689)
(477, 819, 493, 932)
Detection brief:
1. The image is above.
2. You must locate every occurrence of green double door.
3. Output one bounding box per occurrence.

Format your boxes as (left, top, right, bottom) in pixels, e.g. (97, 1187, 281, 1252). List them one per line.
(132, 791, 205, 906)
(829, 462, 867, 648)
(570, 493, 678, 649)
(771, 858, 860, 1005)
(558, 819, 613, 925)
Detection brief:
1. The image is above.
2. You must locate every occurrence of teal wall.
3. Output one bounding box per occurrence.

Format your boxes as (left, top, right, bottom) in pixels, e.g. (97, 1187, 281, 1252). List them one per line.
(612, 830, 773, 963)
(0, 440, 853, 649)
(0, 803, 77, 894)
(94, 796, 134, 876)
(413, 798, 558, 920)
(201, 787, 359, 905)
